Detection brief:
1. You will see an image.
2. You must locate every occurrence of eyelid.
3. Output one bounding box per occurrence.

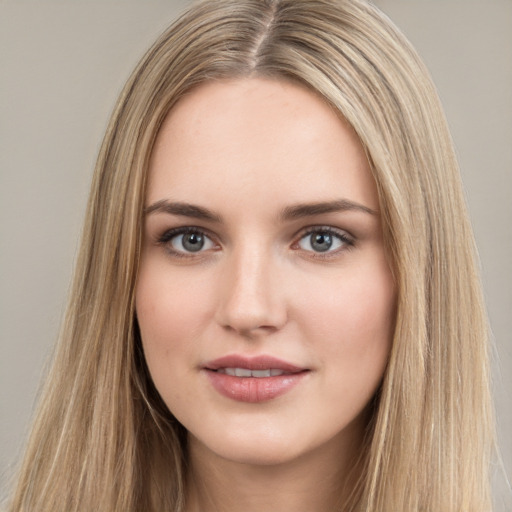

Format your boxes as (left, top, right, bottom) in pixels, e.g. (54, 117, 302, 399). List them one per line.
(154, 224, 354, 259)
(156, 226, 220, 257)
(292, 225, 355, 256)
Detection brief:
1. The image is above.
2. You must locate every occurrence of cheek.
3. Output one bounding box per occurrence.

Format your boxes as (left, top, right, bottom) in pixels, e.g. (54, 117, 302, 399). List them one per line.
(135, 266, 208, 417)
(299, 262, 395, 423)
(135, 262, 210, 381)
(297, 260, 395, 365)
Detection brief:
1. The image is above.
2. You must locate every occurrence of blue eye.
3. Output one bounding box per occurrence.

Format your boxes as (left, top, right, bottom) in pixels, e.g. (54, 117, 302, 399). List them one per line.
(159, 228, 215, 254)
(297, 228, 352, 253)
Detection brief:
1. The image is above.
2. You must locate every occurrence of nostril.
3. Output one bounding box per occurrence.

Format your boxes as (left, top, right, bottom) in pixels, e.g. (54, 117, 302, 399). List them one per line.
(221, 322, 279, 338)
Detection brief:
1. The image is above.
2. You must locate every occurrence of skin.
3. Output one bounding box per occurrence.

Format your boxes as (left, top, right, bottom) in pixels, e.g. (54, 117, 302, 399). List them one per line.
(136, 78, 396, 511)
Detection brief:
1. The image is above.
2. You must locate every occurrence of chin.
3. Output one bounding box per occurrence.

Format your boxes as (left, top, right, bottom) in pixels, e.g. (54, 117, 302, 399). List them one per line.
(189, 426, 310, 467)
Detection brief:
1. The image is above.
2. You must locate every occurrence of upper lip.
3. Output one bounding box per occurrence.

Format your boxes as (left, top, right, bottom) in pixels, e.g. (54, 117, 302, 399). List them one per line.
(204, 354, 306, 373)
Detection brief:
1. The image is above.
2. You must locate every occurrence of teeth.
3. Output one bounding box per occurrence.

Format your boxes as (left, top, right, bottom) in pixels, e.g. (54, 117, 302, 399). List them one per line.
(235, 368, 252, 377)
(217, 368, 286, 378)
(252, 369, 271, 378)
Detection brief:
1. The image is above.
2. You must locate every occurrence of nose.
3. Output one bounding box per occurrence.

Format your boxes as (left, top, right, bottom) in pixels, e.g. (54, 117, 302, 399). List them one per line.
(215, 244, 288, 337)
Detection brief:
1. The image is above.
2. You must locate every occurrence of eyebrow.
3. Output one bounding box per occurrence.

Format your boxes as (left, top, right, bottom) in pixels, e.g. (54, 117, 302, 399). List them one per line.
(144, 200, 222, 222)
(280, 199, 378, 220)
(144, 198, 377, 222)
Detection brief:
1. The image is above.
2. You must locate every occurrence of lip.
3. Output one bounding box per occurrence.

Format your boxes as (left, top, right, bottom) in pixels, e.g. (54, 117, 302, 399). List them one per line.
(205, 354, 305, 373)
(203, 354, 309, 403)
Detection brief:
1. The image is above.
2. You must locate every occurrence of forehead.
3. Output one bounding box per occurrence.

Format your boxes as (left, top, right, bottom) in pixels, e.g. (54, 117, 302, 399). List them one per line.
(147, 78, 378, 213)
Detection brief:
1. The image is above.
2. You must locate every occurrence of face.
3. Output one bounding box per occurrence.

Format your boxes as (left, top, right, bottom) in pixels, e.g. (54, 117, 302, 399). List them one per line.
(136, 78, 395, 467)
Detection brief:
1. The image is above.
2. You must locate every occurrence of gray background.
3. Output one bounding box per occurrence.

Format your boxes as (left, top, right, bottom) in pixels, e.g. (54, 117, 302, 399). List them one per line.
(1, 0, 511, 507)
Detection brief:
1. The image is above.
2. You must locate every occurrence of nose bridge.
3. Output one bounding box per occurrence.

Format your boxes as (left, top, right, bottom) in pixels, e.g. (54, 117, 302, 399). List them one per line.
(217, 239, 286, 334)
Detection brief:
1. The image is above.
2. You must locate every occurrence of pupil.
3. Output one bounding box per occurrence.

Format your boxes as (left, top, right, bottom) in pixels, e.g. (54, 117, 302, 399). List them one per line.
(183, 233, 204, 252)
(311, 233, 332, 252)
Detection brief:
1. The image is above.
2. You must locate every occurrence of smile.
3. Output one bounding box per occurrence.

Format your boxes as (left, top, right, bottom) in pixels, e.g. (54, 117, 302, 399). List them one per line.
(203, 355, 309, 402)
(215, 368, 290, 377)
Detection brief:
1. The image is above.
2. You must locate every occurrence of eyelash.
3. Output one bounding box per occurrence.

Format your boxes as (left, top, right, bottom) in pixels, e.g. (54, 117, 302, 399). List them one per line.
(156, 225, 354, 259)
(156, 227, 217, 259)
(295, 226, 355, 258)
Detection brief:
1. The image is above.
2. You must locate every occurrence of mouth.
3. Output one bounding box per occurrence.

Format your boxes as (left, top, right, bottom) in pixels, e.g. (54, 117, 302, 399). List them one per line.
(204, 354, 306, 373)
(214, 368, 294, 377)
(203, 355, 309, 403)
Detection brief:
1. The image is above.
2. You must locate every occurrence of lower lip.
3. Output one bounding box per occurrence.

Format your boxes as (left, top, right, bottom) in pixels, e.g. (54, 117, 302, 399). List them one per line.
(204, 370, 308, 403)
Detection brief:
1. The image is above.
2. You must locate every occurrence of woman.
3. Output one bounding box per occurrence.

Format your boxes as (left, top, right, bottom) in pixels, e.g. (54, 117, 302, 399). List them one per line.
(8, 0, 494, 510)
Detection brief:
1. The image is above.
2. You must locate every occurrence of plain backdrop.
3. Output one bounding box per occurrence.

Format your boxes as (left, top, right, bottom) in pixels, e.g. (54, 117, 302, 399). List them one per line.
(1, 0, 511, 507)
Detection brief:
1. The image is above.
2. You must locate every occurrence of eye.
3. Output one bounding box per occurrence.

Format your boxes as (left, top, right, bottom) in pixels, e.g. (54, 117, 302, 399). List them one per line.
(296, 227, 353, 254)
(158, 228, 216, 255)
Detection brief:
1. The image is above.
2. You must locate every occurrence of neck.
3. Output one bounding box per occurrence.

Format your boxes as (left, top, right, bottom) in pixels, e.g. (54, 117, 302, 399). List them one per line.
(184, 424, 367, 512)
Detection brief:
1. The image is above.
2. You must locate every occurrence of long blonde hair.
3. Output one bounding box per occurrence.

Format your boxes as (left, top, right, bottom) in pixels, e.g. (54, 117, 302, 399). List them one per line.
(8, 0, 494, 510)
